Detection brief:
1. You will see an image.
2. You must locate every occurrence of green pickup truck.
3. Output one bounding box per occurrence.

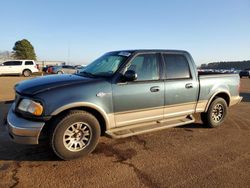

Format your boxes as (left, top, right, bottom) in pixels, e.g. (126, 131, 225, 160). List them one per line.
(7, 50, 242, 160)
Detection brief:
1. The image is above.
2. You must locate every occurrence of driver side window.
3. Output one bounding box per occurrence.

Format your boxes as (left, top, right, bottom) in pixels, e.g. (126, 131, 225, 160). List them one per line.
(127, 54, 159, 81)
(3, 61, 13, 66)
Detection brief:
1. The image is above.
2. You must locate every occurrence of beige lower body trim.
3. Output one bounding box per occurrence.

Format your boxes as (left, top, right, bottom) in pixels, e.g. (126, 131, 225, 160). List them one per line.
(109, 96, 241, 129)
(107, 113, 116, 129)
(164, 102, 196, 119)
(195, 100, 208, 113)
(114, 102, 197, 127)
(230, 96, 243, 106)
(115, 107, 163, 127)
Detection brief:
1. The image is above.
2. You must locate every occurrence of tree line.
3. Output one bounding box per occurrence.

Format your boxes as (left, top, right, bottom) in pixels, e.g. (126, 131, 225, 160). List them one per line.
(200, 60, 250, 70)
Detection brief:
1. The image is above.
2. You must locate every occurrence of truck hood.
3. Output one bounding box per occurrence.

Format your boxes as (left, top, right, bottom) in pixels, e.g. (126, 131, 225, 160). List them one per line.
(15, 74, 101, 95)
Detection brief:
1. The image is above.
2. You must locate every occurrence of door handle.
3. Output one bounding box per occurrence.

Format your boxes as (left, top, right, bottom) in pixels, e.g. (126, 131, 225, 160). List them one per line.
(150, 86, 160, 92)
(185, 83, 193, 89)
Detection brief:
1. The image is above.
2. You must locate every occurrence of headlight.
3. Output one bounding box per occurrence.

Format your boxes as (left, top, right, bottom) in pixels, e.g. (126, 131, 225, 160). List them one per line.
(18, 99, 43, 116)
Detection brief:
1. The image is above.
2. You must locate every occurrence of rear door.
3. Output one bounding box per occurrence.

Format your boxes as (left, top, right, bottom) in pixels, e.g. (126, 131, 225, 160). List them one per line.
(25, 61, 35, 72)
(0, 61, 11, 74)
(162, 53, 199, 119)
(12, 61, 23, 74)
(112, 53, 164, 127)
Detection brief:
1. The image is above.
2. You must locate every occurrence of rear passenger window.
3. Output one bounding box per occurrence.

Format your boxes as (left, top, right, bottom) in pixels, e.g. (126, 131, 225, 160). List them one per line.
(163, 54, 191, 79)
(12, 61, 22, 66)
(25, 61, 34, 65)
(3, 61, 22, 66)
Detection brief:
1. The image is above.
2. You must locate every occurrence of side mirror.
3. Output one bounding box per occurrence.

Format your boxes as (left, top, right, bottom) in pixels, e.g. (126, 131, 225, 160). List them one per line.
(123, 70, 137, 82)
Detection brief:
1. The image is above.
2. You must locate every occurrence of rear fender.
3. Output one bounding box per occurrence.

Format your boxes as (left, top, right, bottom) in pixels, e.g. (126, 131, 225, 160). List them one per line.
(205, 90, 231, 112)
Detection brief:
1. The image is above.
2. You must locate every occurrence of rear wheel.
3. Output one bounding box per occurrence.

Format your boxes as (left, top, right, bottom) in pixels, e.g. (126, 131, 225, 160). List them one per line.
(23, 69, 31, 77)
(201, 97, 228, 128)
(50, 110, 100, 160)
(57, 71, 63, 74)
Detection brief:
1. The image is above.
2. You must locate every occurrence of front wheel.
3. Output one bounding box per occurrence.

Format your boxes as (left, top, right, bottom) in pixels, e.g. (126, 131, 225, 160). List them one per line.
(50, 110, 101, 160)
(201, 97, 228, 128)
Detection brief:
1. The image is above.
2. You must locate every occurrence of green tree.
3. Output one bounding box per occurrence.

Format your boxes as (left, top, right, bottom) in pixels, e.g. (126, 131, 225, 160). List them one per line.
(13, 39, 37, 60)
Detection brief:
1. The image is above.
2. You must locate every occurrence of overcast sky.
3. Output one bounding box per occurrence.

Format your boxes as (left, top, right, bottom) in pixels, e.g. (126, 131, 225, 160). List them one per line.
(1, 0, 250, 65)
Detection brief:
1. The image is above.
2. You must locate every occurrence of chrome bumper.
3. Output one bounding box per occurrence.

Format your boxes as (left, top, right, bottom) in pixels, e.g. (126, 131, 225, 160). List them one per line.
(7, 104, 45, 145)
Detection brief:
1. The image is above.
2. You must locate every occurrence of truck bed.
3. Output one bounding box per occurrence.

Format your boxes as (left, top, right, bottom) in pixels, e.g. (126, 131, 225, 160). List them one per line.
(196, 73, 240, 112)
(198, 72, 235, 76)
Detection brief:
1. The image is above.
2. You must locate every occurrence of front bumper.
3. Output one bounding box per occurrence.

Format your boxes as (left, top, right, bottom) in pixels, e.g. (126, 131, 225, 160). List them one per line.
(7, 104, 45, 145)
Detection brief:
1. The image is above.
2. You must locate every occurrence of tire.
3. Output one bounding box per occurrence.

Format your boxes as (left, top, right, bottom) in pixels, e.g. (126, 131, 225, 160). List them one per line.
(57, 71, 63, 74)
(50, 110, 101, 160)
(23, 69, 31, 77)
(200, 97, 228, 128)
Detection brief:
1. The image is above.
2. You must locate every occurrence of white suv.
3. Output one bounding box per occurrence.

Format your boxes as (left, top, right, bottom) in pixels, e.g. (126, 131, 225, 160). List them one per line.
(0, 60, 39, 77)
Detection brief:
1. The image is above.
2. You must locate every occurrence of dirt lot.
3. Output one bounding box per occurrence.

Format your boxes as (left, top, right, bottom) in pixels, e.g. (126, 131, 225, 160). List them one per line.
(0, 76, 250, 188)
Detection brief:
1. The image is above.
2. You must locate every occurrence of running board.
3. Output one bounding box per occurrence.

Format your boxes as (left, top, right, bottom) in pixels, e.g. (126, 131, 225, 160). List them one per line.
(106, 115, 195, 139)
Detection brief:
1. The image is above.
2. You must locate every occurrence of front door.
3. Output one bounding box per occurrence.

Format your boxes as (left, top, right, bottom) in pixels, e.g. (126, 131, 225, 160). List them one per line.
(112, 53, 164, 127)
(1, 61, 13, 74)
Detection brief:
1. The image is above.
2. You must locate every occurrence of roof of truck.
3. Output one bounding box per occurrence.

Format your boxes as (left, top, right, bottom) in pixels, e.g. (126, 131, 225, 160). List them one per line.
(110, 49, 189, 54)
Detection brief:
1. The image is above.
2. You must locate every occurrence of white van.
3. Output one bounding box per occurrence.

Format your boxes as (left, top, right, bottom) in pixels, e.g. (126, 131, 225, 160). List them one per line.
(0, 60, 39, 77)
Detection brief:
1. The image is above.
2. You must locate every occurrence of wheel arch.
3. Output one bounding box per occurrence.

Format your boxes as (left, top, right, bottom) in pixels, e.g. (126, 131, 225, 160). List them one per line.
(22, 68, 31, 74)
(50, 102, 113, 135)
(205, 91, 230, 112)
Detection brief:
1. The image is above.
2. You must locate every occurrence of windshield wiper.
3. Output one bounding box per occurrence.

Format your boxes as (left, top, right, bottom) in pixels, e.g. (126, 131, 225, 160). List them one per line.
(79, 71, 96, 78)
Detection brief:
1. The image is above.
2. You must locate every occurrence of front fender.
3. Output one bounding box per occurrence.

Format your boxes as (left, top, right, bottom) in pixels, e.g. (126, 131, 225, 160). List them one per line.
(51, 102, 115, 129)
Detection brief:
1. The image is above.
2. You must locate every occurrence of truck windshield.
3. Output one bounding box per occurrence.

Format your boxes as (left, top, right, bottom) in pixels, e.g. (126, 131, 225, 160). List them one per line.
(78, 52, 130, 77)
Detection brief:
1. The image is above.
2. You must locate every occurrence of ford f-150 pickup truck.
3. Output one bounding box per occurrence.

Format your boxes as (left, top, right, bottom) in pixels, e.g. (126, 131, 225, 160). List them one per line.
(6, 50, 242, 160)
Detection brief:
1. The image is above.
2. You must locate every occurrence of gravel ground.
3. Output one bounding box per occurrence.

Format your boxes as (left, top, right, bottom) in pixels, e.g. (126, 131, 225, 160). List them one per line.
(0, 76, 249, 188)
